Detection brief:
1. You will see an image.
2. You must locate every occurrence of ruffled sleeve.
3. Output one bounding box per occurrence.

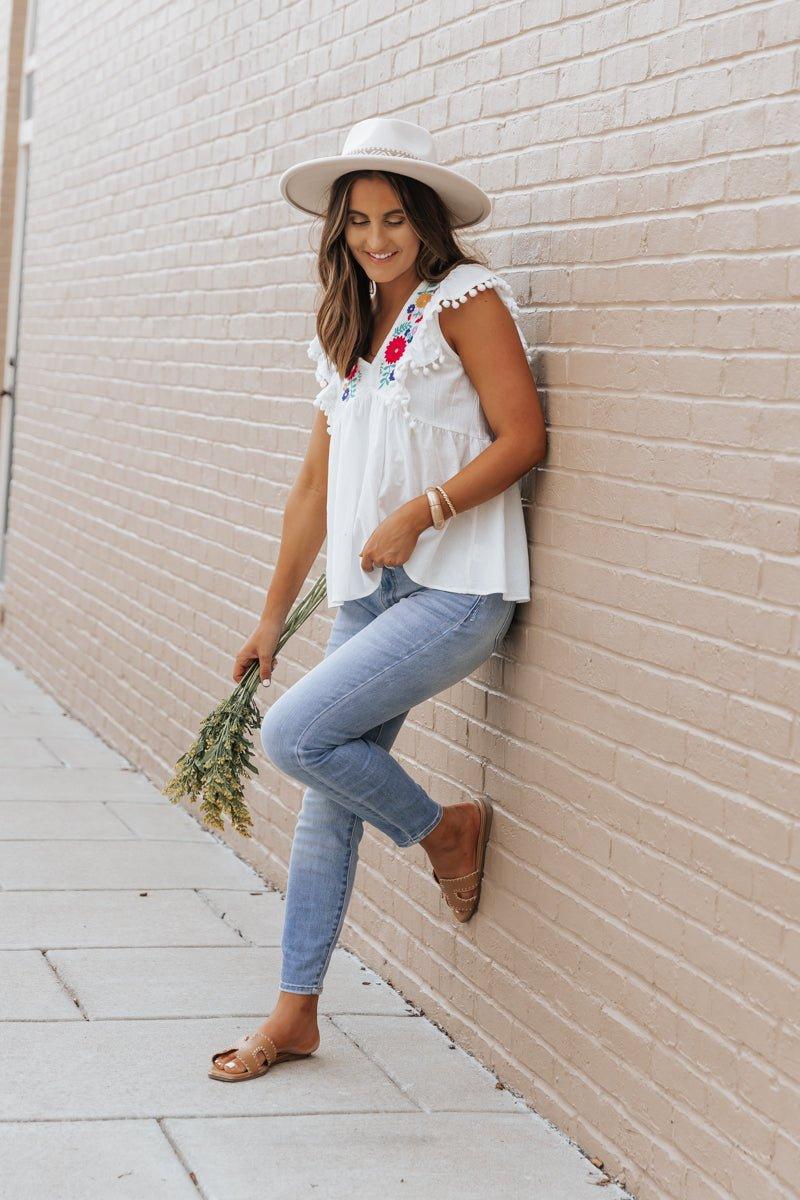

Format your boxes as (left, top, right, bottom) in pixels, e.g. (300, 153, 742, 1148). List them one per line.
(407, 263, 535, 377)
(307, 332, 339, 435)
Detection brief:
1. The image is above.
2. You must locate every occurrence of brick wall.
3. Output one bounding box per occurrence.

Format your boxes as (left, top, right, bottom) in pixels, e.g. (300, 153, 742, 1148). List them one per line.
(1, 3, 798, 1198)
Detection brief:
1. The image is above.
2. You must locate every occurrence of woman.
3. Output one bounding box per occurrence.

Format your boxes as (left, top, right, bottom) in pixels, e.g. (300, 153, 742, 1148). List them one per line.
(209, 118, 546, 1082)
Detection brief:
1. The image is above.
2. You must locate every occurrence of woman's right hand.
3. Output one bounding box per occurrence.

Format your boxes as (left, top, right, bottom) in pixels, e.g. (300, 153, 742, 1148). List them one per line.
(232, 617, 284, 686)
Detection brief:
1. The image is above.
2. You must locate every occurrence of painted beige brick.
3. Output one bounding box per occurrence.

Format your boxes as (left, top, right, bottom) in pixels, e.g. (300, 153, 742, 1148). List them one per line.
(0, 3, 798, 1200)
(0, 0, 24, 366)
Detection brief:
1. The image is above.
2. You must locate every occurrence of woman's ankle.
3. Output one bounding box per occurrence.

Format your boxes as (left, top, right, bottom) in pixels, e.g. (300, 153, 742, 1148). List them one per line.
(419, 802, 467, 854)
(271, 992, 320, 1025)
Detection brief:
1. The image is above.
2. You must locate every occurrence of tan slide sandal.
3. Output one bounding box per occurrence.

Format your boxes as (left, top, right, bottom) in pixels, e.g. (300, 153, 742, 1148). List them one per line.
(432, 796, 493, 923)
(209, 1029, 319, 1083)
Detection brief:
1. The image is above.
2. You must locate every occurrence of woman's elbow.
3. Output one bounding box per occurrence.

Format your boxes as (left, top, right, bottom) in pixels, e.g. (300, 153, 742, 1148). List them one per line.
(529, 429, 547, 467)
(510, 428, 546, 472)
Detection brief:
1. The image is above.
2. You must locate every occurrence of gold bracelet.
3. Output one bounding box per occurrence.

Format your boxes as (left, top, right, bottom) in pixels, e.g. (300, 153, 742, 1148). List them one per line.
(425, 487, 445, 529)
(434, 484, 457, 518)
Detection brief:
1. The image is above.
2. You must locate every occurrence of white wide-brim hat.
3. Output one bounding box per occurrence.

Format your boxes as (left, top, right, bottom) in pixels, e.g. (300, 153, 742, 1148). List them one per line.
(279, 117, 492, 229)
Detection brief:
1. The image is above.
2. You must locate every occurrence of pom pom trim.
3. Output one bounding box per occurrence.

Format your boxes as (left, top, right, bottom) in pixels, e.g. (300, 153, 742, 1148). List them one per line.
(307, 334, 339, 435)
(307, 268, 534, 436)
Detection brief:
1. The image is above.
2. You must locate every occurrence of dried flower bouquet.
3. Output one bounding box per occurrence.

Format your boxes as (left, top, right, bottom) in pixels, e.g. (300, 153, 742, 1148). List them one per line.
(162, 573, 327, 837)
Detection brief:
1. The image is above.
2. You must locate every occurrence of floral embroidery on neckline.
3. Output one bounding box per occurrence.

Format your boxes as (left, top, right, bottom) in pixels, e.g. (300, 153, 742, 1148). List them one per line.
(339, 280, 440, 406)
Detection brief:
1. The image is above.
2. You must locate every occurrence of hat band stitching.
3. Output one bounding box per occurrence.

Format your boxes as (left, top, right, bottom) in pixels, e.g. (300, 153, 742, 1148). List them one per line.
(345, 146, 425, 160)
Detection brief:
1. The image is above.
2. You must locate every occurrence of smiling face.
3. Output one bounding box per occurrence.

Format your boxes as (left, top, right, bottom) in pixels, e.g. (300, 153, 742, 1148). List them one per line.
(344, 176, 422, 290)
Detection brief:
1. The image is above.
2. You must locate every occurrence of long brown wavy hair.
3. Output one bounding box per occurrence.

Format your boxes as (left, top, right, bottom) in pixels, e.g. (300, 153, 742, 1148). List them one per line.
(312, 169, 488, 380)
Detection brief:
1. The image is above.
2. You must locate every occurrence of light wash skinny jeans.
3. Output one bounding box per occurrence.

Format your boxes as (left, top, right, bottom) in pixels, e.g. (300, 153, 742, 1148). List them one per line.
(259, 564, 517, 994)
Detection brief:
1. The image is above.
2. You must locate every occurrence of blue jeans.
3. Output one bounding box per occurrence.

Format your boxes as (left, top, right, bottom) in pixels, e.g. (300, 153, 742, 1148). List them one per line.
(259, 564, 517, 994)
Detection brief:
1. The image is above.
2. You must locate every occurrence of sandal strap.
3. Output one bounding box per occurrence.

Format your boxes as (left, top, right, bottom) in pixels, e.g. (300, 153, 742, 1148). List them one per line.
(437, 868, 481, 889)
(433, 867, 482, 913)
(249, 1031, 279, 1063)
(232, 1030, 278, 1074)
(434, 868, 481, 895)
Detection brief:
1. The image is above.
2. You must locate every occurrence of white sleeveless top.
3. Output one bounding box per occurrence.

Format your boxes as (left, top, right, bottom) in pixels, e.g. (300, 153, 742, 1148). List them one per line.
(307, 261, 533, 609)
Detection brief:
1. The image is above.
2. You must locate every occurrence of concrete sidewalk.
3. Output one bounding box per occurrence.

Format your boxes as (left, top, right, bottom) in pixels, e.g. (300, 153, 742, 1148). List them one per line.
(0, 651, 630, 1200)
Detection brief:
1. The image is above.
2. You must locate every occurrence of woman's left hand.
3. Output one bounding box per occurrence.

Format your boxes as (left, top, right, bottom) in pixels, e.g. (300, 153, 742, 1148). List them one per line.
(359, 501, 427, 572)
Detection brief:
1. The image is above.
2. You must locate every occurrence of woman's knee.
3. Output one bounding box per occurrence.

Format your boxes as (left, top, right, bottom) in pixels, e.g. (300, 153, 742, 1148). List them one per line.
(260, 696, 307, 775)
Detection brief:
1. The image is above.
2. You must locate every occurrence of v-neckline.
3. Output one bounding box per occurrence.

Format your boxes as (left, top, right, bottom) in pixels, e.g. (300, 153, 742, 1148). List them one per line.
(358, 276, 427, 370)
